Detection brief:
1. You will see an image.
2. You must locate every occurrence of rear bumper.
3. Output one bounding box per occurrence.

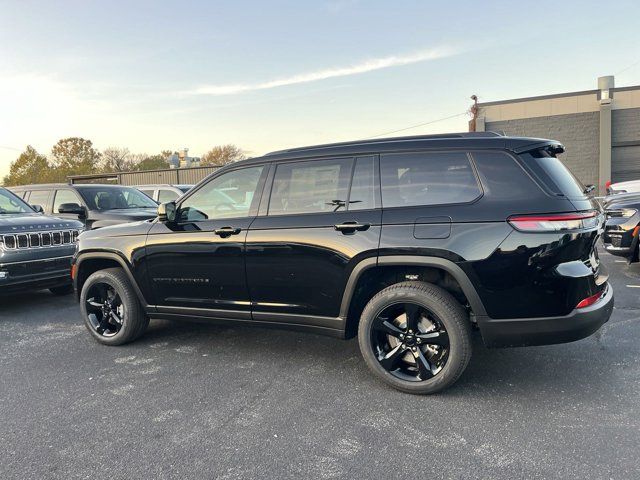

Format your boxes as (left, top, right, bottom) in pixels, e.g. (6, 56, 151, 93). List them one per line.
(477, 284, 614, 348)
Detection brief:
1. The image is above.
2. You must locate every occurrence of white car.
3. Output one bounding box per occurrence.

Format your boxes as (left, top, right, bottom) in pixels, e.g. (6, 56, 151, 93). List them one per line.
(607, 179, 640, 195)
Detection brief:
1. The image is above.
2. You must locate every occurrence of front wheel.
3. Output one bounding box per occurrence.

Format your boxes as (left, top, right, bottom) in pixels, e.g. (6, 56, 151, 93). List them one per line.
(80, 268, 149, 346)
(358, 281, 472, 394)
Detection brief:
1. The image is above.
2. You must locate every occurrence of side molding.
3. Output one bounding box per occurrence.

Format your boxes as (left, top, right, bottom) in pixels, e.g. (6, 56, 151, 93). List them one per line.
(339, 255, 487, 318)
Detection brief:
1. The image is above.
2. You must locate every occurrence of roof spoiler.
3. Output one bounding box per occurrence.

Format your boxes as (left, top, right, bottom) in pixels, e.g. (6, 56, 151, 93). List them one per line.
(512, 141, 565, 155)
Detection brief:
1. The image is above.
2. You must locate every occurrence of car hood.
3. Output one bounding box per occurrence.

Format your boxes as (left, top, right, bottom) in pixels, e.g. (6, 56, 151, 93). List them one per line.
(605, 197, 640, 210)
(0, 213, 82, 234)
(82, 218, 155, 238)
(93, 208, 158, 221)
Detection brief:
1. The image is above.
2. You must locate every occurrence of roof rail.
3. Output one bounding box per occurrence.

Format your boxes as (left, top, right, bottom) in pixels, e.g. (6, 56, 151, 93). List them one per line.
(265, 131, 504, 156)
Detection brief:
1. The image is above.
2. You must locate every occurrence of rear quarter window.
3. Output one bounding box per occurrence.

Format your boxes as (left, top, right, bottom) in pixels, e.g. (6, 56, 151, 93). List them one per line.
(380, 152, 481, 207)
(519, 151, 586, 199)
(471, 151, 544, 200)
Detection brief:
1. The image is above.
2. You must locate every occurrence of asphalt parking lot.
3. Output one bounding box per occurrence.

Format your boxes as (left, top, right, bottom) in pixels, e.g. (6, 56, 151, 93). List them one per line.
(1, 248, 639, 480)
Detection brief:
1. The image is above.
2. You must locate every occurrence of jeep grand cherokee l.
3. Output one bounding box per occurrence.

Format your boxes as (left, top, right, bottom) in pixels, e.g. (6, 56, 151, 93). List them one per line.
(72, 133, 613, 394)
(0, 187, 82, 295)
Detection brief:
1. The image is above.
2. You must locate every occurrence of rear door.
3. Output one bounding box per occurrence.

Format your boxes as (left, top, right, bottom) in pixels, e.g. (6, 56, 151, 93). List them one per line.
(245, 155, 381, 325)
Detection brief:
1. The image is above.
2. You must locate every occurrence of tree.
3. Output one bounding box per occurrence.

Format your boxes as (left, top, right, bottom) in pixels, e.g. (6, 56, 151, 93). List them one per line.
(101, 147, 135, 172)
(133, 152, 170, 171)
(51, 137, 101, 177)
(201, 144, 245, 166)
(2, 146, 52, 186)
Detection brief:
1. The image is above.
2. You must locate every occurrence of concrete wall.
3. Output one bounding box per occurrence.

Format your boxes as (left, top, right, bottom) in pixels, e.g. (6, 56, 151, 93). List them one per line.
(485, 111, 600, 186)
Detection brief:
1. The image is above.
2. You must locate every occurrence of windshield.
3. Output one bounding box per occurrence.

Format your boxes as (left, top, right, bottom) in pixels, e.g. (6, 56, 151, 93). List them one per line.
(0, 188, 34, 214)
(77, 186, 158, 210)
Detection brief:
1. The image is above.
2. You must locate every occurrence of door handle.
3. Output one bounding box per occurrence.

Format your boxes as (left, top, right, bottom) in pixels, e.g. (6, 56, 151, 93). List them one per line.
(214, 226, 242, 238)
(334, 221, 371, 234)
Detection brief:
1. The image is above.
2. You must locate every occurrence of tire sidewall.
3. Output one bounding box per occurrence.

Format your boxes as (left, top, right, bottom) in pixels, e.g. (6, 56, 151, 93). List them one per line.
(80, 269, 138, 346)
(358, 284, 471, 394)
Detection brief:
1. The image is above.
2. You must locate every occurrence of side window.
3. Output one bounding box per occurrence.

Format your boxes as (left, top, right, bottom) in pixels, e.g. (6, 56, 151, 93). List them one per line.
(471, 151, 543, 200)
(180, 166, 264, 221)
(269, 158, 352, 215)
(53, 189, 83, 213)
(28, 190, 50, 208)
(380, 152, 480, 207)
(158, 189, 178, 203)
(349, 156, 376, 210)
(139, 189, 155, 199)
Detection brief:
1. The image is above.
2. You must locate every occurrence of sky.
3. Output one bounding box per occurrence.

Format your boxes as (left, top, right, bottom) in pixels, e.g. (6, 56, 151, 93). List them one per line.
(1, 0, 640, 178)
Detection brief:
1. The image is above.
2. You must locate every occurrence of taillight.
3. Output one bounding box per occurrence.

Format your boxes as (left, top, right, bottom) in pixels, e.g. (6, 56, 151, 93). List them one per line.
(576, 289, 605, 309)
(507, 211, 598, 232)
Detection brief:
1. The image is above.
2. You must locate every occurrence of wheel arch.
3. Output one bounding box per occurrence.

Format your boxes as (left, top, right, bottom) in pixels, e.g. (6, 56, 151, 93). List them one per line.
(75, 251, 149, 308)
(340, 255, 487, 337)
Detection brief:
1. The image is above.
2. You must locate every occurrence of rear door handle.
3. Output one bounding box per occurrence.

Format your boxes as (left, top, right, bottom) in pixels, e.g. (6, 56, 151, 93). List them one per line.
(214, 226, 242, 238)
(334, 221, 371, 234)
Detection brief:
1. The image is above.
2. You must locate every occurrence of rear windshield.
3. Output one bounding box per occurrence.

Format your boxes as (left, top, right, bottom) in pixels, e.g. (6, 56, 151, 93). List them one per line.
(521, 152, 586, 198)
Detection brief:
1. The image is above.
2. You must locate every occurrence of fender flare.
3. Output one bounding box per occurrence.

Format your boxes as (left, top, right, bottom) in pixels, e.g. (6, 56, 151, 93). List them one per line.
(75, 251, 150, 308)
(339, 255, 487, 319)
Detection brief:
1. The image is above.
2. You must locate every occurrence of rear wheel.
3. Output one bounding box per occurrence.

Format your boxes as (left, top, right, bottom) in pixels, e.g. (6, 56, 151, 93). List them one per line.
(80, 268, 149, 345)
(358, 281, 472, 394)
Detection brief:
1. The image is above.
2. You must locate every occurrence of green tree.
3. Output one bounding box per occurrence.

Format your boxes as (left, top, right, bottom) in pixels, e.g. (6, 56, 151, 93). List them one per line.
(133, 151, 170, 171)
(51, 137, 101, 177)
(2, 146, 52, 186)
(201, 144, 245, 166)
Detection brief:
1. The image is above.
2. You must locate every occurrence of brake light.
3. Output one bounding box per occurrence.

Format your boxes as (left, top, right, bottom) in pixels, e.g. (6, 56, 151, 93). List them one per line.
(508, 211, 598, 232)
(576, 290, 605, 309)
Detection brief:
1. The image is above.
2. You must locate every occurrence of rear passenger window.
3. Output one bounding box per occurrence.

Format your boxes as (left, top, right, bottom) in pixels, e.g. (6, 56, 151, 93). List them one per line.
(269, 158, 352, 215)
(349, 156, 376, 211)
(380, 152, 480, 207)
(28, 190, 50, 207)
(471, 151, 543, 199)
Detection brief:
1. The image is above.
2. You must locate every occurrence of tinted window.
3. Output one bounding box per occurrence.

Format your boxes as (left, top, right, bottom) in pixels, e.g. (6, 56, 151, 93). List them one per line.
(524, 153, 586, 198)
(0, 188, 33, 214)
(158, 189, 178, 203)
(53, 189, 83, 213)
(380, 152, 480, 207)
(472, 151, 542, 200)
(28, 190, 50, 207)
(349, 156, 376, 211)
(77, 186, 157, 210)
(269, 158, 352, 215)
(180, 166, 264, 221)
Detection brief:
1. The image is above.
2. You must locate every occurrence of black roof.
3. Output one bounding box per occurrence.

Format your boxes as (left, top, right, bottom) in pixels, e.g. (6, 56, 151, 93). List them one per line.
(223, 132, 563, 169)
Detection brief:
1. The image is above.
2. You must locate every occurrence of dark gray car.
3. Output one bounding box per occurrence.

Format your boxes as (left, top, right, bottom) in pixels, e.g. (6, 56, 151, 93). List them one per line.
(0, 187, 83, 295)
(10, 184, 158, 229)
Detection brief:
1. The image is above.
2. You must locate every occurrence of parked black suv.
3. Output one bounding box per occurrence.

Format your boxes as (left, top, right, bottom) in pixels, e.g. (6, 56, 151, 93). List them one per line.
(0, 187, 82, 295)
(72, 133, 613, 394)
(10, 184, 158, 229)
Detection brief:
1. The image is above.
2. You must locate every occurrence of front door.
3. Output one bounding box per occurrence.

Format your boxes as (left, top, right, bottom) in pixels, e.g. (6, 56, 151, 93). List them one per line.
(144, 165, 267, 319)
(245, 156, 381, 327)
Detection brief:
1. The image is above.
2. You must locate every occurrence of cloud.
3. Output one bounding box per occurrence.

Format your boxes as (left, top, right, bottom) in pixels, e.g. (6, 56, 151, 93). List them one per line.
(188, 45, 461, 96)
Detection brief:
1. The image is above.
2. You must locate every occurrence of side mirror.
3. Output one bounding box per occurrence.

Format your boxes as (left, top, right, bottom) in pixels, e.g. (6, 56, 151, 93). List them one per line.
(58, 202, 86, 217)
(158, 201, 177, 222)
(584, 184, 596, 195)
(31, 204, 44, 213)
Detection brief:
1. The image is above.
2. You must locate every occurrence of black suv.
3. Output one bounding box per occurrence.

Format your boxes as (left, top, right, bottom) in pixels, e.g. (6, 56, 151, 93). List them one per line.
(10, 184, 158, 229)
(0, 187, 82, 295)
(72, 133, 613, 394)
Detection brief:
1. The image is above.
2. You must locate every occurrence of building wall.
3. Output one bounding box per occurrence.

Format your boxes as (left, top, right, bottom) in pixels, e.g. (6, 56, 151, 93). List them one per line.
(611, 107, 640, 182)
(485, 111, 600, 186)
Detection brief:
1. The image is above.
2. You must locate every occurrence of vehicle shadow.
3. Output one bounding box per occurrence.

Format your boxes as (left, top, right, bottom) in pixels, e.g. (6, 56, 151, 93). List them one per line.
(137, 316, 630, 400)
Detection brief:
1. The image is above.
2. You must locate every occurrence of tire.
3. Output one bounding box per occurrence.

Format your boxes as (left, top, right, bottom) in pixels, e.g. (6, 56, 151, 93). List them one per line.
(80, 268, 149, 346)
(49, 284, 74, 295)
(358, 281, 472, 395)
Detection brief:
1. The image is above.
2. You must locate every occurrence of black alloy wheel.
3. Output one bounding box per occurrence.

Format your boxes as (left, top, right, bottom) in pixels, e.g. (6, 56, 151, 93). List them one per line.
(80, 268, 149, 345)
(371, 302, 450, 381)
(85, 282, 125, 337)
(358, 281, 472, 394)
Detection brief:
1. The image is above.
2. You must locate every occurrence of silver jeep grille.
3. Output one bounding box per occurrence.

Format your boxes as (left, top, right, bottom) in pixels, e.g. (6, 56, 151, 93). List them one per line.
(1, 229, 80, 250)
